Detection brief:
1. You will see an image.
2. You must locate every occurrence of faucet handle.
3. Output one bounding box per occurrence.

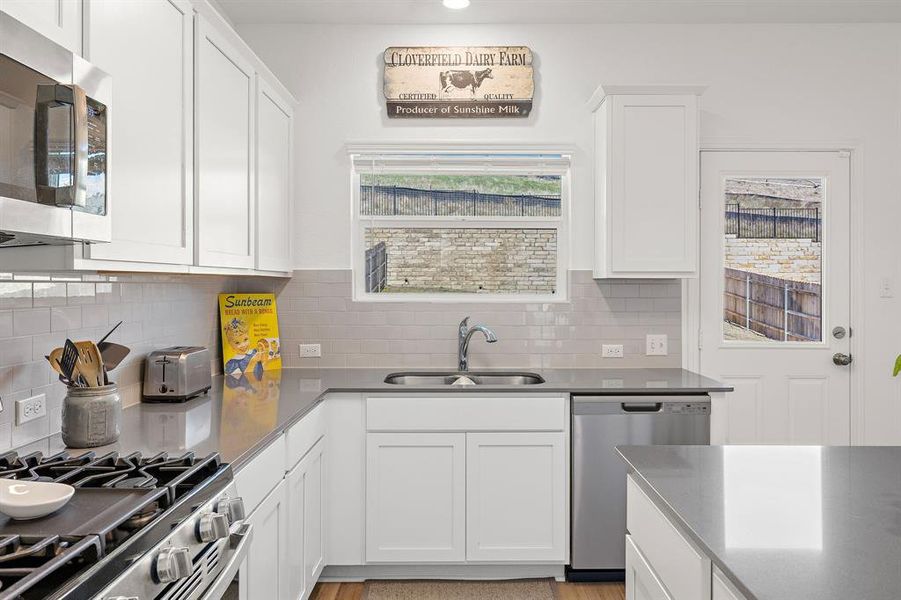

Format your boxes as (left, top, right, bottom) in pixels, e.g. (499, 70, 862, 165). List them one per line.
(458, 316, 470, 333)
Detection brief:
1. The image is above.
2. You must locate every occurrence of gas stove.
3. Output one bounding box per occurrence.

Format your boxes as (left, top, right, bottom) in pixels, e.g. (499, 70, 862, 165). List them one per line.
(0, 450, 249, 600)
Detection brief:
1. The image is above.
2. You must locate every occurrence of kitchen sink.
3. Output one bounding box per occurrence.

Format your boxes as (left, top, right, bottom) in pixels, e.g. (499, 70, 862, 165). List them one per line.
(383, 371, 546, 386)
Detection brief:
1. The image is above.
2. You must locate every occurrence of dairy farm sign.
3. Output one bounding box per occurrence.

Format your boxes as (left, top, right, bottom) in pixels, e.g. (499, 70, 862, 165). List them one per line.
(383, 46, 534, 118)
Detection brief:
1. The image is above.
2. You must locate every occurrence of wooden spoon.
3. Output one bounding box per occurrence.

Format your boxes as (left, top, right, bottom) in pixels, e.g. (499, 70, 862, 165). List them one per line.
(73, 341, 104, 387)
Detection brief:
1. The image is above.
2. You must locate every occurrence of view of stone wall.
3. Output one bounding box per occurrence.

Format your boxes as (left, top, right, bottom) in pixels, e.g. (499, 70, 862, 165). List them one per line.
(725, 236, 821, 283)
(365, 228, 557, 294)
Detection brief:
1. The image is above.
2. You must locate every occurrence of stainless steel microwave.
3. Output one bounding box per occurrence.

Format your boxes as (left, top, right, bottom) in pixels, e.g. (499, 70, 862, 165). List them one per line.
(0, 12, 111, 246)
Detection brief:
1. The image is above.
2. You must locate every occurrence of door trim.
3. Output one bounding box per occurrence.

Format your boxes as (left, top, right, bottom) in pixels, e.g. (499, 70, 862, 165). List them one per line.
(683, 140, 865, 445)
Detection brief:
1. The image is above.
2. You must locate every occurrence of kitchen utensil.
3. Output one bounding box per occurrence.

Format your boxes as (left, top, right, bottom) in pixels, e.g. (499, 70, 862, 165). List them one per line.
(61, 383, 121, 447)
(46, 347, 63, 374)
(97, 341, 130, 371)
(98, 320, 123, 345)
(74, 341, 104, 387)
(59, 339, 81, 383)
(0, 478, 75, 520)
(142, 346, 211, 402)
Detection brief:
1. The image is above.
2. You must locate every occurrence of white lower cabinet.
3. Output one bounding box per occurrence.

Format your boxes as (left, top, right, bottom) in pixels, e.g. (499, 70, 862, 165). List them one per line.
(366, 433, 466, 563)
(286, 437, 326, 600)
(242, 479, 288, 600)
(626, 475, 750, 600)
(466, 433, 566, 562)
(626, 535, 672, 600)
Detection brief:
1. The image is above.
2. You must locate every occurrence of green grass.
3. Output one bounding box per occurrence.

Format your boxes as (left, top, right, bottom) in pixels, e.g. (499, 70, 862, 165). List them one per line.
(361, 174, 560, 197)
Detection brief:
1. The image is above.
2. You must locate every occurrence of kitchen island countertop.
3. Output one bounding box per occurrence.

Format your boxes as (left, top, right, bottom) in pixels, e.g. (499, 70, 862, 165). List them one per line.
(41, 367, 729, 471)
(618, 444, 901, 600)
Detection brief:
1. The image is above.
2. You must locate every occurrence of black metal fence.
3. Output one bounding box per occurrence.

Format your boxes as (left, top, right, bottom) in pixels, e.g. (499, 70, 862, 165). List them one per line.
(361, 185, 561, 217)
(365, 242, 387, 293)
(725, 204, 820, 241)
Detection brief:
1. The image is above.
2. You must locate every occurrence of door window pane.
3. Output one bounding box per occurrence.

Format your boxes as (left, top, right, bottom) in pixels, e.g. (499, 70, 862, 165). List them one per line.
(723, 178, 822, 342)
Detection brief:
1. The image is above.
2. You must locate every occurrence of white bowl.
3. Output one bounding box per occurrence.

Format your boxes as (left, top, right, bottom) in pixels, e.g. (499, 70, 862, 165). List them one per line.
(0, 478, 75, 520)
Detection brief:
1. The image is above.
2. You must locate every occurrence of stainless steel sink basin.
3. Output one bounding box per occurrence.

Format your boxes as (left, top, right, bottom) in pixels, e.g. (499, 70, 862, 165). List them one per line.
(383, 371, 545, 386)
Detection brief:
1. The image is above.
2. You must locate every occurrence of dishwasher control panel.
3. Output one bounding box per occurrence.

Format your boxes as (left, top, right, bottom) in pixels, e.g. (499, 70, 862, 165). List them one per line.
(667, 402, 710, 415)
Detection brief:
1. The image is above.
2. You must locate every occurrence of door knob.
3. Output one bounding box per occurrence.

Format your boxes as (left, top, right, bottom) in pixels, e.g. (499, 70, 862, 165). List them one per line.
(832, 353, 853, 366)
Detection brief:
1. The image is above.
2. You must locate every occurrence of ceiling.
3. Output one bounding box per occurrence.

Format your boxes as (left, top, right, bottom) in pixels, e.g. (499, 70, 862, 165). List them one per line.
(213, 0, 901, 25)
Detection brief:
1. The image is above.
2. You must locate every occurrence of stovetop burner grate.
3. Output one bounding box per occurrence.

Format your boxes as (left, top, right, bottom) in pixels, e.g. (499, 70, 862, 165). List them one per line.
(0, 450, 227, 600)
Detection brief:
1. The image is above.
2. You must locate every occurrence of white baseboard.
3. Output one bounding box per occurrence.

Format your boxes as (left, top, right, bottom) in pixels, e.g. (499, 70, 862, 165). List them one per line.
(320, 564, 566, 582)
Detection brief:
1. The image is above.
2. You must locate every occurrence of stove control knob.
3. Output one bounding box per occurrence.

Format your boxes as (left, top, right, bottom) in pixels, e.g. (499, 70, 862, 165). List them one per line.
(197, 512, 230, 543)
(216, 496, 246, 524)
(155, 546, 193, 583)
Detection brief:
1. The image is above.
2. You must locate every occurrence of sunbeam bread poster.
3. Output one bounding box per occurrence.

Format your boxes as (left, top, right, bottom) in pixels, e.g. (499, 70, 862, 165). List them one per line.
(383, 46, 534, 118)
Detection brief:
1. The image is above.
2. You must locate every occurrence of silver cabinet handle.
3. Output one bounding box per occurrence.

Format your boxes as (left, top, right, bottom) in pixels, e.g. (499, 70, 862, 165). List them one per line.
(34, 83, 87, 208)
(832, 353, 853, 366)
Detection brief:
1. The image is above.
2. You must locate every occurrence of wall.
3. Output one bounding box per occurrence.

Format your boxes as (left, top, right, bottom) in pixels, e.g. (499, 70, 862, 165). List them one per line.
(0, 273, 237, 451)
(248, 270, 680, 369)
(724, 237, 822, 283)
(365, 228, 557, 293)
(238, 22, 901, 443)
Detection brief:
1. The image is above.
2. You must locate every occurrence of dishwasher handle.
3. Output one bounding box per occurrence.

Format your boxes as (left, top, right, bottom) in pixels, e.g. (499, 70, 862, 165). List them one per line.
(620, 402, 663, 413)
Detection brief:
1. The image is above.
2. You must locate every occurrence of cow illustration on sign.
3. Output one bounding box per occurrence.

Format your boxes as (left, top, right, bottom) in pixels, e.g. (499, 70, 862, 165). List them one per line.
(439, 68, 493, 96)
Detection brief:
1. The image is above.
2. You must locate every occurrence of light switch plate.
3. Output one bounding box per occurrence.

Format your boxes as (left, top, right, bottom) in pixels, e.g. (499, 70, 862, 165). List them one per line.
(602, 344, 624, 358)
(16, 394, 46, 425)
(646, 334, 668, 356)
(299, 343, 322, 358)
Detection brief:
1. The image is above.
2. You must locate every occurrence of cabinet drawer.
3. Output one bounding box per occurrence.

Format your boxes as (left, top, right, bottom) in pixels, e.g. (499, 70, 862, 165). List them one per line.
(286, 403, 326, 470)
(235, 435, 286, 515)
(625, 535, 673, 600)
(627, 475, 710, 600)
(366, 396, 565, 432)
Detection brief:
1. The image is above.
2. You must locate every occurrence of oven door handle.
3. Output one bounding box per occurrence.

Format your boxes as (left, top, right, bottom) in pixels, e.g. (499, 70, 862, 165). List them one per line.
(198, 522, 254, 600)
(34, 83, 88, 208)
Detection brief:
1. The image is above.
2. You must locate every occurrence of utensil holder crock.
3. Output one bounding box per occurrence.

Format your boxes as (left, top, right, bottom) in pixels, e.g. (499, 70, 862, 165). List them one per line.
(61, 383, 121, 448)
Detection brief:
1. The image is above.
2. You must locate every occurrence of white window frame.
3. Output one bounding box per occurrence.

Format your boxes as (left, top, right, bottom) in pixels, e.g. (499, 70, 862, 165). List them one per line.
(348, 145, 572, 303)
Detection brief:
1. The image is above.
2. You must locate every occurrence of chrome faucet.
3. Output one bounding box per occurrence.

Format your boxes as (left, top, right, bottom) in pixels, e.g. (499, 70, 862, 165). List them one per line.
(458, 317, 498, 372)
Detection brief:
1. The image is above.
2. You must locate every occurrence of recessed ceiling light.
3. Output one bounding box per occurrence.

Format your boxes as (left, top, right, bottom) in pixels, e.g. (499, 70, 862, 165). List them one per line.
(443, 0, 470, 9)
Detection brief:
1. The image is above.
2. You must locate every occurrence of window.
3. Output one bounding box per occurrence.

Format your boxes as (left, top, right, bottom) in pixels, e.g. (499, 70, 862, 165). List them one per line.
(350, 150, 570, 302)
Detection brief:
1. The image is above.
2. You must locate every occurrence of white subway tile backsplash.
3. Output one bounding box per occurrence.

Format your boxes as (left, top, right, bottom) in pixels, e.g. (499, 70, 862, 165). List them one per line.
(275, 269, 681, 370)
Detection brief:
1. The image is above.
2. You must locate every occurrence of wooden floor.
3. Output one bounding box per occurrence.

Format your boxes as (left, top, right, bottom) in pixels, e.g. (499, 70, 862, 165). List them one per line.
(310, 581, 625, 600)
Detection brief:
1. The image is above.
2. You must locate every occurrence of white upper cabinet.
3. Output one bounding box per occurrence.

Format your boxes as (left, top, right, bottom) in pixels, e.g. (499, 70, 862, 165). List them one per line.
(85, 0, 195, 266)
(195, 15, 255, 269)
(0, 0, 82, 53)
(590, 85, 705, 279)
(255, 78, 294, 273)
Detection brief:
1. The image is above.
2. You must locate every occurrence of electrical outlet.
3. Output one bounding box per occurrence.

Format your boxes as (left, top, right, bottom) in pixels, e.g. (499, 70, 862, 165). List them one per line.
(602, 344, 624, 358)
(299, 343, 321, 358)
(880, 277, 894, 298)
(646, 334, 668, 356)
(16, 394, 46, 425)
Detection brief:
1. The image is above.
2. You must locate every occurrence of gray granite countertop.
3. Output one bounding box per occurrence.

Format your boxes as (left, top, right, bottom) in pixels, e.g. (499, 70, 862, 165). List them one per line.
(618, 445, 901, 600)
(43, 368, 728, 471)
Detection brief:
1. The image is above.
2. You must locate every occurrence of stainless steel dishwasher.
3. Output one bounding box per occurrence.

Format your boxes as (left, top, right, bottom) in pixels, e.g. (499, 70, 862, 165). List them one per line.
(570, 395, 710, 580)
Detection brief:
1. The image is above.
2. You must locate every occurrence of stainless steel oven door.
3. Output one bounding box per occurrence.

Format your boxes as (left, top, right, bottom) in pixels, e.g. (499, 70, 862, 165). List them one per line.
(0, 12, 111, 245)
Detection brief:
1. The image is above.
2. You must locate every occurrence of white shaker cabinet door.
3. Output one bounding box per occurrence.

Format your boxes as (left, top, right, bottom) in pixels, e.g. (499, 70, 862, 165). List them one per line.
(713, 568, 748, 600)
(241, 479, 288, 600)
(255, 78, 293, 273)
(85, 0, 194, 266)
(195, 16, 255, 269)
(287, 437, 326, 600)
(366, 433, 466, 563)
(0, 0, 82, 53)
(626, 535, 674, 600)
(465, 432, 566, 562)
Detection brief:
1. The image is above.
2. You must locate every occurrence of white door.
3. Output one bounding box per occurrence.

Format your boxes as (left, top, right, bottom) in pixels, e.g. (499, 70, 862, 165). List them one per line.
(195, 16, 255, 269)
(465, 432, 566, 562)
(366, 433, 465, 562)
(699, 151, 851, 445)
(255, 78, 293, 272)
(286, 437, 325, 600)
(85, 0, 194, 265)
(241, 480, 288, 600)
(0, 0, 82, 53)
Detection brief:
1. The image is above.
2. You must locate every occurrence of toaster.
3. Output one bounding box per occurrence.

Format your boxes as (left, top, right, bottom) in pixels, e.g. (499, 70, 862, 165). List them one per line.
(142, 346, 212, 402)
